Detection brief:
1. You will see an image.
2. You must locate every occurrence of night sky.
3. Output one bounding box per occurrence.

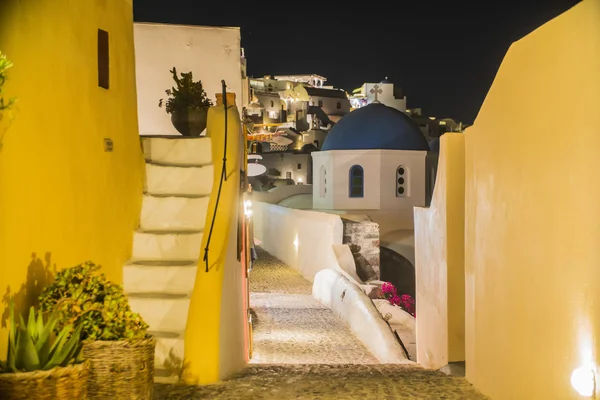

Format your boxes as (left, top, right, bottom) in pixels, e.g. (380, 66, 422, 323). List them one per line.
(134, 0, 580, 124)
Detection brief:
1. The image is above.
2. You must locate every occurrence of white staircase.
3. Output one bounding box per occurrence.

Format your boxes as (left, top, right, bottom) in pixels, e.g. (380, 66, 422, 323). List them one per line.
(124, 136, 213, 383)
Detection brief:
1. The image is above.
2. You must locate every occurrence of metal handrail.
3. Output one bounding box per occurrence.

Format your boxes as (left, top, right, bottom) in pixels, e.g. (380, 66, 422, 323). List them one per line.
(202, 80, 229, 273)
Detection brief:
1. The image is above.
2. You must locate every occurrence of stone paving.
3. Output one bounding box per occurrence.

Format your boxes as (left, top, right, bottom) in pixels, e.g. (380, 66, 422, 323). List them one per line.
(249, 247, 378, 364)
(153, 247, 488, 399)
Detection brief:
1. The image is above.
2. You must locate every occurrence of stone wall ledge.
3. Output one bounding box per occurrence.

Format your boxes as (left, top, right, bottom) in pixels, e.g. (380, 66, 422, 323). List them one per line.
(312, 268, 412, 364)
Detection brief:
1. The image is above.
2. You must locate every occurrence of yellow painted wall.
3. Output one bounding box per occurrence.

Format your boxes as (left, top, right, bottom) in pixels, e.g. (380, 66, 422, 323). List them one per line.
(465, 0, 600, 398)
(0, 0, 144, 357)
(184, 104, 245, 384)
(414, 133, 465, 369)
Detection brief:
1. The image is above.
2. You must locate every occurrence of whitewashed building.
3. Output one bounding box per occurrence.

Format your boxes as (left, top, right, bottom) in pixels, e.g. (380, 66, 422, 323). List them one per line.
(134, 23, 244, 136)
(312, 103, 437, 228)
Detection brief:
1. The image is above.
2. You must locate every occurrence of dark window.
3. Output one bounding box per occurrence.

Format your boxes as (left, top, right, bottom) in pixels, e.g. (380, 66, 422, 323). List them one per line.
(318, 100, 323, 107)
(349, 165, 364, 198)
(270, 100, 274, 107)
(286, 171, 292, 179)
(297, 163, 302, 170)
(250, 142, 262, 154)
(98, 29, 109, 89)
(337, 101, 341, 109)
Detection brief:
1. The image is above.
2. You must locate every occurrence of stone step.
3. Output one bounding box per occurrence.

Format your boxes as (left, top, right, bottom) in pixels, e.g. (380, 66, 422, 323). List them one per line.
(123, 260, 198, 295)
(140, 195, 210, 232)
(132, 231, 203, 261)
(150, 331, 185, 372)
(144, 163, 214, 197)
(128, 293, 190, 334)
(141, 136, 212, 167)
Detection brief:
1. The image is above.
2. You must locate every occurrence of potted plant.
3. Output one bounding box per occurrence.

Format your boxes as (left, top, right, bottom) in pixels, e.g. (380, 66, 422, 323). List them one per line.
(39, 261, 154, 400)
(158, 67, 213, 136)
(0, 302, 88, 400)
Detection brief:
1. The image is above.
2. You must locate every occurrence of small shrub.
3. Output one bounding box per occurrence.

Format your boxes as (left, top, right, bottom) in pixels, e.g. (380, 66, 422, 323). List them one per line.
(39, 261, 148, 341)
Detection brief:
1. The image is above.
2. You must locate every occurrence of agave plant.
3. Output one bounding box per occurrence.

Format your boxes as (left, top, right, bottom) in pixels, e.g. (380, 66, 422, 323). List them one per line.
(4, 301, 83, 373)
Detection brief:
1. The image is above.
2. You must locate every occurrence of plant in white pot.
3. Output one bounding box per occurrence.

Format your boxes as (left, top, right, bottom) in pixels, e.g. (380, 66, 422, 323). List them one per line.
(158, 67, 213, 136)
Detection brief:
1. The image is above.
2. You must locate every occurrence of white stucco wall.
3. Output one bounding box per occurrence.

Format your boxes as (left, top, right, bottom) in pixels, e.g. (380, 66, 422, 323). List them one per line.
(313, 269, 409, 363)
(252, 202, 343, 281)
(414, 134, 465, 371)
(379, 151, 427, 211)
(134, 23, 243, 136)
(312, 150, 427, 223)
(311, 151, 335, 209)
(251, 184, 313, 205)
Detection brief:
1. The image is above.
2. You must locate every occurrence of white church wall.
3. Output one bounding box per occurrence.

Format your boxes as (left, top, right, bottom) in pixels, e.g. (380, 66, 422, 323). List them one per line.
(379, 151, 427, 228)
(330, 150, 381, 210)
(134, 23, 243, 135)
(252, 201, 344, 281)
(312, 151, 335, 209)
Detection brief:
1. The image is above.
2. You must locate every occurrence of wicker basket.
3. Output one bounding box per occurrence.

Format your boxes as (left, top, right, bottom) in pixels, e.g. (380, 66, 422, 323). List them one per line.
(82, 337, 155, 400)
(0, 361, 89, 400)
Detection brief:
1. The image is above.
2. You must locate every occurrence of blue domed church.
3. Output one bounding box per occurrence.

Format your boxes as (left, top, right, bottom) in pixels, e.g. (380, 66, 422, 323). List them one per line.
(312, 102, 438, 229)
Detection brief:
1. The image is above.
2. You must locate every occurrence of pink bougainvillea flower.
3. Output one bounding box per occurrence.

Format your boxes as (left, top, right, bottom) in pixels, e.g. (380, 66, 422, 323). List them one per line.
(389, 294, 401, 307)
(399, 294, 416, 317)
(381, 282, 396, 295)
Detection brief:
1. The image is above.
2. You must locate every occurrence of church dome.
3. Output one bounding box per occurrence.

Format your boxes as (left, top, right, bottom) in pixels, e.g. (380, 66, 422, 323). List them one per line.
(321, 103, 430, 151)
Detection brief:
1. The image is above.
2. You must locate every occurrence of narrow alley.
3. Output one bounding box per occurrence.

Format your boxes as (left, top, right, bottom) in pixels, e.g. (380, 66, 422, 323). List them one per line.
(249, 247, 378, 364)
(154, 248, 487, 399)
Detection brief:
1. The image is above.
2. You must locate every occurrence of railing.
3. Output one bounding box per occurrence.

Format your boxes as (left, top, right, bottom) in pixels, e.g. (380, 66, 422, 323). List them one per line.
(202, 80, 252, 272)
(202, 80, 230, 273)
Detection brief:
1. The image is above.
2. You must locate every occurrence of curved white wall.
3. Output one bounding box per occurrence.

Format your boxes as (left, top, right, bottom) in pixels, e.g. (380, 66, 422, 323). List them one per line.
(252, 201, 343, 281)
(252, 184, 313, 205)
(313, 269, 409, 363)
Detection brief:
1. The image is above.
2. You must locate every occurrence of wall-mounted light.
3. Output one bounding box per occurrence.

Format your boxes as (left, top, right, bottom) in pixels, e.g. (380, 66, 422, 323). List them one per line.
(571, 365, 596, 397)
(293, 236, 299, 249)
(243, 200, 253, 218)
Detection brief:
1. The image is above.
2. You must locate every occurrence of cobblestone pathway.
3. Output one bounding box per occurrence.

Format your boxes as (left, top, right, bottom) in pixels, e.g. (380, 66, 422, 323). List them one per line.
(249, 247, 378, 364)
(154, 248, 488, 399)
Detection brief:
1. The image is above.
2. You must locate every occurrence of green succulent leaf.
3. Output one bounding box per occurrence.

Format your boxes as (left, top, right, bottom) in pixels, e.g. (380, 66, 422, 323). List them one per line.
(35, 312, 59, 367)
(36, 310, 45, 339)
(44, 323, 82, 370)
(27, 307, 38, 343)
(47, 323, 72, 365)
(6, 328, 17, 372)
(7, 300, 17, 371)
(15, 326, 40, 371)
